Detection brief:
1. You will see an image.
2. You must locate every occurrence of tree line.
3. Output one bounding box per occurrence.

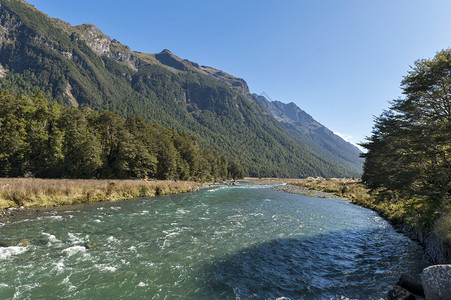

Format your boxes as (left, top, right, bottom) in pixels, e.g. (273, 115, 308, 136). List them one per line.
(0, 91, 244, 180)
(361, 49, 451, 232)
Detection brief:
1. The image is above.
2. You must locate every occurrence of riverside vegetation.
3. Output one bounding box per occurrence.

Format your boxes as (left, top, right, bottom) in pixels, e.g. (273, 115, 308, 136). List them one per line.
(0, 91, 244, 182)
(361, 50, 451, 264)
(0, 178, 201, 210)
(0, 90, 243, 210)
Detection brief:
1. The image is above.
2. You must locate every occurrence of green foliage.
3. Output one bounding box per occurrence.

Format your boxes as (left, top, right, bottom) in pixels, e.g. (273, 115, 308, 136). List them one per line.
(361, 49, 451, 237)
(435, 211, 451, 245)
(0, 91, 241, 181)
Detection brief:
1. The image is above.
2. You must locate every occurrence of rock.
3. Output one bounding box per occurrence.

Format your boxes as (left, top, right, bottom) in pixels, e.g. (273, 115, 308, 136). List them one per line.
(397, 273, 424, 296)
(15, 239, 30, 247)
(388, 285, 416, 300)
(421, 264, 451, 300)
(0, 241, 11, 247)
(84, 242, 98, 249)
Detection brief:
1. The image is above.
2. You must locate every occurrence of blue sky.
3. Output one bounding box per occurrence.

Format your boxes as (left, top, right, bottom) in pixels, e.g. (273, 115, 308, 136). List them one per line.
(27, 0, 451, 148)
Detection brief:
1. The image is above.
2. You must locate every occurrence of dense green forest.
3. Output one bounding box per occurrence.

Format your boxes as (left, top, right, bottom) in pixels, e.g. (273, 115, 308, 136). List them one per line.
(0, 0, 361, 178)
(0, 91, 244, 180)
(361, 50, 451, 242)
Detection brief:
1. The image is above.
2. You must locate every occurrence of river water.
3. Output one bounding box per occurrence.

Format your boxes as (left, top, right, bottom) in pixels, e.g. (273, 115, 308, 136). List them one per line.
(0, 183, 423, 299)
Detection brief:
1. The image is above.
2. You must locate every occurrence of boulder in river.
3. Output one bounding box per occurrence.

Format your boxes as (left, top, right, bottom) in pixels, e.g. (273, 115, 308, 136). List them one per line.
(15, 239, 30, 247)
(0, 241, 11, 247)
(84, 242, 98, 249)
(421, 264, 451, 300)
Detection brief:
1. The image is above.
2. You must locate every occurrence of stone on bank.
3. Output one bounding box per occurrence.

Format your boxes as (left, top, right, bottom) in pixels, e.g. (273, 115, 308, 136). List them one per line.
(421, 264, 451, 300)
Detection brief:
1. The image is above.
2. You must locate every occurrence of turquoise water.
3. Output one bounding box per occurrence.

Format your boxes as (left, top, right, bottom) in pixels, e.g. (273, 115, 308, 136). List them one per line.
(0, 183, 422, 299)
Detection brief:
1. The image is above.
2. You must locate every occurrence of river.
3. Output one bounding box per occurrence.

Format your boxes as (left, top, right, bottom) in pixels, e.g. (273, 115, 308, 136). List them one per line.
(0, 183, 423, 299)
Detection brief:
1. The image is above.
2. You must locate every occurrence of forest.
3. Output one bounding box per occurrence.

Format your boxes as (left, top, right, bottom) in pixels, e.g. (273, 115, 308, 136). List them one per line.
(0, 91, 244, 181)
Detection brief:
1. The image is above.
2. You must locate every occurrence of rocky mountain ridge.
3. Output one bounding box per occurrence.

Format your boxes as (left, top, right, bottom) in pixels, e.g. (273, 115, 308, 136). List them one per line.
(255, 94, 363, 174)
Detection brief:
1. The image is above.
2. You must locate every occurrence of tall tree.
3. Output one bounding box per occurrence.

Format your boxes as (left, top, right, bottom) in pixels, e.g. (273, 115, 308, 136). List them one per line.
(362, 49, 451, 207)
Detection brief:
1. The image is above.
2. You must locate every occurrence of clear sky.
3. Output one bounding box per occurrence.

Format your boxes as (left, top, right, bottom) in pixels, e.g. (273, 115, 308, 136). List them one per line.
(26, 0, 451, 148)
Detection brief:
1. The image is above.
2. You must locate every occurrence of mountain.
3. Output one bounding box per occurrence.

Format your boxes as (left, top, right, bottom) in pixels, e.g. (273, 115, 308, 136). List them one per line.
(0, 0, 361, 178)
(254, 94, 363, 175)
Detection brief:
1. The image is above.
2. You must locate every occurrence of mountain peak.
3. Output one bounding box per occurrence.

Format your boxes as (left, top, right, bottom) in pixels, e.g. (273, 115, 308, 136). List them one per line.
(155, 48, 187, 71)
(160, 49, 173, 55)
(72, 24, 111, 55)
(255, 94, 363, 174)
(74, 24, 106, 36)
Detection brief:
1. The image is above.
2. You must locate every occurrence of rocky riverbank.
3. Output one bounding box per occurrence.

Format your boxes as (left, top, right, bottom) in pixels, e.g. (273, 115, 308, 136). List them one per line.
(271, 184, 350, 201)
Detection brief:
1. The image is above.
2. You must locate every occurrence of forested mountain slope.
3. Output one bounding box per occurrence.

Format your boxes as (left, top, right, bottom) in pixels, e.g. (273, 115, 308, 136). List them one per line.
(0, 0, 360, 178)
(254, 94, 363, 175)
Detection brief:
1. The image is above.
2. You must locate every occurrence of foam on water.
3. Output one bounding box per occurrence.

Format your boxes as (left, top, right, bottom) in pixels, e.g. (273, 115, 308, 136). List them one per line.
(176, 208, 189, 215)
(12, 283, 40, 299)
(53, 258, 66, 274)
(62, 276, 77, 292)
(95, 264, 118, 272)
(62, 246, 87, 257)
(107, 236, 120, 244)
(67, 232, 88, 244)
(42, 232, 61, 245)
(0, 246, 28, 260)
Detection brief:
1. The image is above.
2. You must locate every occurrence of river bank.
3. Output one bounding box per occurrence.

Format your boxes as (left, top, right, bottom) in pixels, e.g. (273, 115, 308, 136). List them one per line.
(270, 183, 350, 201)
(0, 178, 202, 213)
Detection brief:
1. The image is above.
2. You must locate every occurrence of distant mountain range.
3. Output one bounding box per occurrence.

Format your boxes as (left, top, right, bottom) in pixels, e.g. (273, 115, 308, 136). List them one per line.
(0, 0, 362, 178)
(254, 94, 363, 175)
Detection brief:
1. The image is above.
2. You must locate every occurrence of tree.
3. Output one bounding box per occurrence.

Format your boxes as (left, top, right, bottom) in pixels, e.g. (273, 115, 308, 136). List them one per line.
(60, 107, 102, 178)
(361, 49, 451, 210)
(0, 92, 29, 176)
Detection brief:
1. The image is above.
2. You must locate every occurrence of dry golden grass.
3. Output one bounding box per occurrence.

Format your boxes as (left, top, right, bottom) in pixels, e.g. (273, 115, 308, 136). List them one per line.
(0, 178, 201, 210)
(244, 177, 371, 201)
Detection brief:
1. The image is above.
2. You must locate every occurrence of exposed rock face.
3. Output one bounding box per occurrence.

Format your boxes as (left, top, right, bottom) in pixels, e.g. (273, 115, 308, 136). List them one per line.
(74, 24, 111, 55)
(0, 4, 23, 45)
(421, 264, 451, 300)
(65, 83, 79, 107)
(0, 63, 7, 77)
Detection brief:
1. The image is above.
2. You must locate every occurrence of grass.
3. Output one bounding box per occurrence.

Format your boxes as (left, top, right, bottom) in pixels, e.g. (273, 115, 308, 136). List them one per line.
(245, 177, 370, 200)
(0, 178, 201, 210)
